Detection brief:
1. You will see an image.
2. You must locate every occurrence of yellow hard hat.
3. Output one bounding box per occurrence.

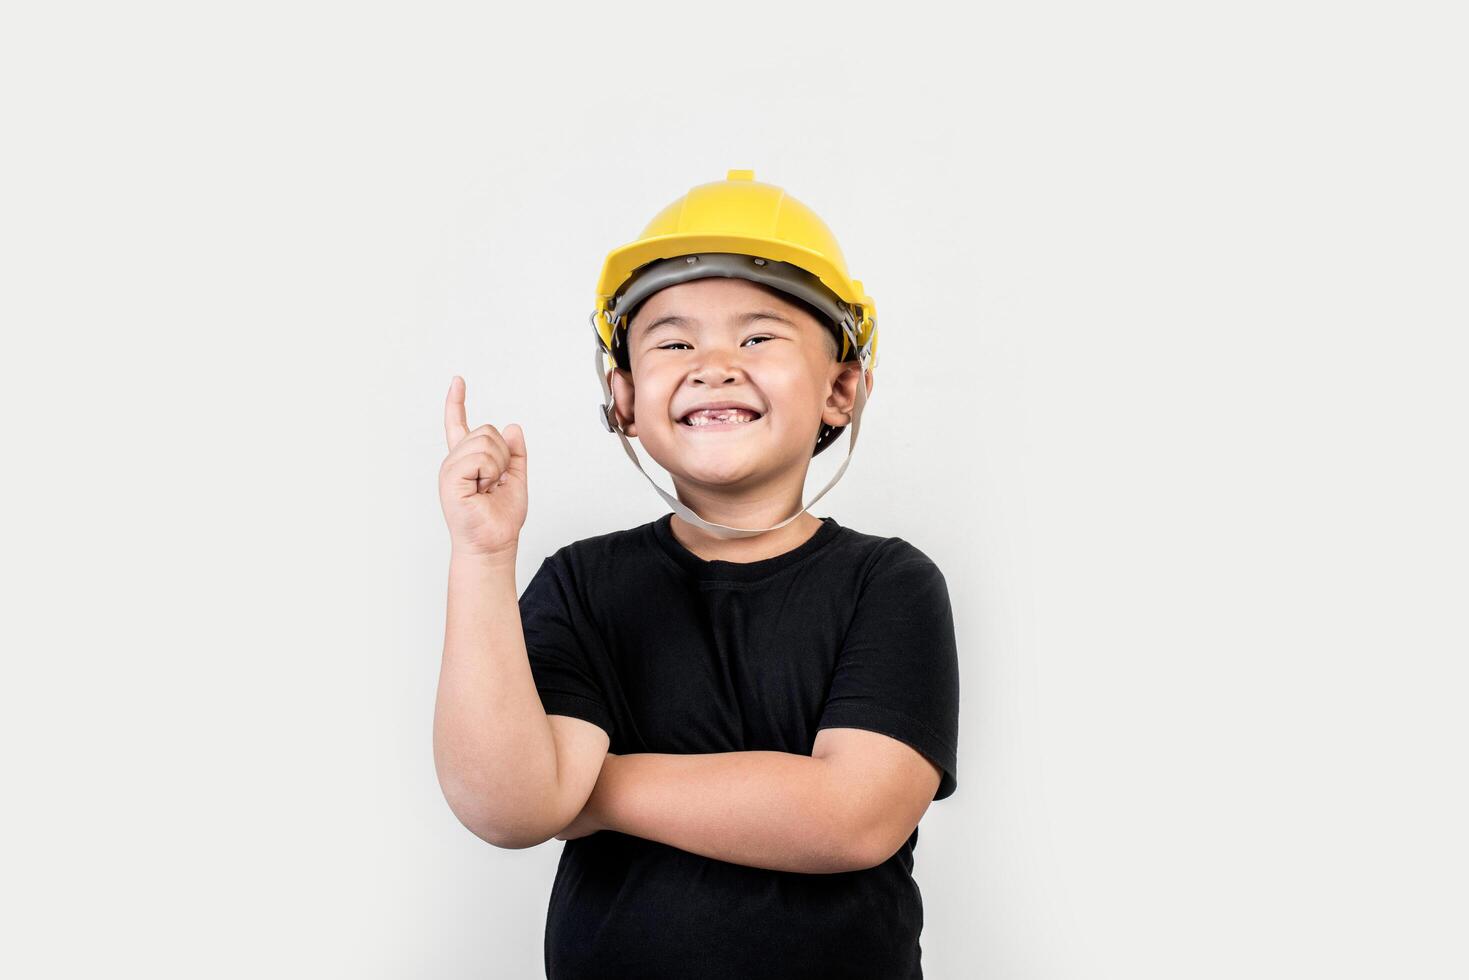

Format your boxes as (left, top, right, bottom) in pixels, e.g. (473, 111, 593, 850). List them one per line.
(592, 168, 878, 372)
(589, 169, 878, 538)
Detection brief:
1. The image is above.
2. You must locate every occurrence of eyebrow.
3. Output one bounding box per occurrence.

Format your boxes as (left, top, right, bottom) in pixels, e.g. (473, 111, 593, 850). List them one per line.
(640, 310, 797, 336)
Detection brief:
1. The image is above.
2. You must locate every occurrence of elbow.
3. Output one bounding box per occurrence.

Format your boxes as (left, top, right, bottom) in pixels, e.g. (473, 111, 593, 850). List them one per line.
(845, 839, 887, 873)
(482, 826, 553, 851)
(453, 807, 536, 850)
(821, 764, 904, 873)
(437, 772, 559, 850)
(844, 812, 905, 872)
(450, 801, 557, 850)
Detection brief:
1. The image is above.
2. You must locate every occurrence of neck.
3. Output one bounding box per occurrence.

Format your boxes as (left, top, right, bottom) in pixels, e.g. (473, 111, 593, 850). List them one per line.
(668, 505, 825, 563)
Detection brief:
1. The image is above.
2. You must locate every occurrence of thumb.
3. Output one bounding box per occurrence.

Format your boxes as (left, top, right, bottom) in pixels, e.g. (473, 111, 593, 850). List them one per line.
(503, 423, 528, 475)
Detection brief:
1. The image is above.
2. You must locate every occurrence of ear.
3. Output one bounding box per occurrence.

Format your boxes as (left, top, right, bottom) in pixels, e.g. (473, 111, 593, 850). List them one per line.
(823, 363, 873, 427)
(608, 367, 638, 437)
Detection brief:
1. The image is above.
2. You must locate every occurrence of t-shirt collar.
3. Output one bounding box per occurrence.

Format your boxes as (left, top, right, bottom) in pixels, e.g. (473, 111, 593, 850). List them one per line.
(651, 511, 842, 583)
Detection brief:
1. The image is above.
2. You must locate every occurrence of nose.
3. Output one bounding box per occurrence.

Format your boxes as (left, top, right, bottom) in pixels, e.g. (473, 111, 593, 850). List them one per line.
(687, 344, 749, 386)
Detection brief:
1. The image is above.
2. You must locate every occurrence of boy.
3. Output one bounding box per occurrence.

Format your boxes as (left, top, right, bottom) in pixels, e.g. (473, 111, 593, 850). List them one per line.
(435, 169, 960, 979)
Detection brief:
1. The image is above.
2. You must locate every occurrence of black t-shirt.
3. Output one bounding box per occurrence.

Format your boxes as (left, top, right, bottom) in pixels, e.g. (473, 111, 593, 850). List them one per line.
(519, 512, 961, 979)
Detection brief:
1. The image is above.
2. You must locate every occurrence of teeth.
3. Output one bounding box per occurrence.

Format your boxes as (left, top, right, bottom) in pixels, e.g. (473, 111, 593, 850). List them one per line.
(683, 409, 759, 427)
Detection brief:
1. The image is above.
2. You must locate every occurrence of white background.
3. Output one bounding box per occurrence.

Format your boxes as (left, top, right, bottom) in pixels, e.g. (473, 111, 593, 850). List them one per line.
(4, 1, 1465, 977)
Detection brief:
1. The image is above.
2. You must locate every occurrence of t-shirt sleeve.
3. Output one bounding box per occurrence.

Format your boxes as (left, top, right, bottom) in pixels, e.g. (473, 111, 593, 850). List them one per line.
(817, 540, 961, 800)
(518, 554, 616, 743)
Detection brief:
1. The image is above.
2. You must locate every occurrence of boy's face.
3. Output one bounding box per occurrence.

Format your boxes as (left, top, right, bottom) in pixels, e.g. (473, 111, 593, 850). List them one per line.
(609, 277, 871, 495)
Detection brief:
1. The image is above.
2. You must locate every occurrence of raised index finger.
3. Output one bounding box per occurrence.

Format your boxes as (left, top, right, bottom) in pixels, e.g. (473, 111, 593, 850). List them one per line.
(444, 375, 471, 451)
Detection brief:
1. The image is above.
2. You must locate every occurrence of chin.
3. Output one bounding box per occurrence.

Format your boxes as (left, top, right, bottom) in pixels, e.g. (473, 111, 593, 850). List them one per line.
(642, 441, 749, 486)
(671, 448, 818, 493)
(670, 454, 761, 488)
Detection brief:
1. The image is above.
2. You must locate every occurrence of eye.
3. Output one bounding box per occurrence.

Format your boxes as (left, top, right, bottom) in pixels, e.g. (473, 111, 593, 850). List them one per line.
(657, 336, 774, 351)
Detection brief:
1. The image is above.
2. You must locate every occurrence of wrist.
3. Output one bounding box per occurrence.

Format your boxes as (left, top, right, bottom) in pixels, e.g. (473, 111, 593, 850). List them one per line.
(450, 544, 518, 570)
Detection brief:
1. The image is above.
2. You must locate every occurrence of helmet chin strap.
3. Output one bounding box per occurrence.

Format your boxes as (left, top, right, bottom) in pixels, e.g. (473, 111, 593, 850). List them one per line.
(595, 314, 873, 540)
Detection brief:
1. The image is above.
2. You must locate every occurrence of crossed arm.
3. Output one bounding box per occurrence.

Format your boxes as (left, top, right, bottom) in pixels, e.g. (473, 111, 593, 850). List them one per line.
(556, 728, 943, 875)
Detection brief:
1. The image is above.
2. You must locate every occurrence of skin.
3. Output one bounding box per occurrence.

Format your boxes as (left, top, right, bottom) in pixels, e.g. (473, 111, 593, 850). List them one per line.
(606, 277, 874, 563)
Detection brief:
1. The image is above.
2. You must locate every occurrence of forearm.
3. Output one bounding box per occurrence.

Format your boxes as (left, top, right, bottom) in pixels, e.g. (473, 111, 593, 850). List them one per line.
(592, 751, 865, 874)
(433, 546, 559, 847)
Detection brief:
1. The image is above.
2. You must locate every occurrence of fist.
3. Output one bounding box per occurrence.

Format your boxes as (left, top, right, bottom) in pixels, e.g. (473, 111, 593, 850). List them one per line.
(439, 376, 528, 559)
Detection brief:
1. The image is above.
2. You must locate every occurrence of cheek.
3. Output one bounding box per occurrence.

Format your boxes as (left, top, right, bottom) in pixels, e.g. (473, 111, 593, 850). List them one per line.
(633, 372, 679, 423)
(761, 370, 822, 413)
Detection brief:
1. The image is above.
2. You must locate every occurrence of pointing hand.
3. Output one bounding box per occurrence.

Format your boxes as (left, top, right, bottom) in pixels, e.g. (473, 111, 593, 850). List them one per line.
(438, 376, 528, 560)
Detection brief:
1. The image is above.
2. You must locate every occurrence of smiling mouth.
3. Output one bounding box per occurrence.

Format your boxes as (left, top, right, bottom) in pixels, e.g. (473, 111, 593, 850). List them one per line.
(678, 411, 765, 431)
